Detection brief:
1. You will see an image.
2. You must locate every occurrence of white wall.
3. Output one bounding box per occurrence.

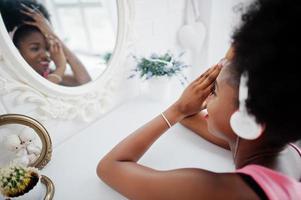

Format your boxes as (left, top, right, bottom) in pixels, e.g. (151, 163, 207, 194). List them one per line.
(125, 0, 253, 103)
(132, 0, 253, 74)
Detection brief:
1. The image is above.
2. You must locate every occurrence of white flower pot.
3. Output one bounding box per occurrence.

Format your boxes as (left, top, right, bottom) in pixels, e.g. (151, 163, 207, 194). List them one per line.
(146, 76, 171, 102)
(9, 178, 44, 200)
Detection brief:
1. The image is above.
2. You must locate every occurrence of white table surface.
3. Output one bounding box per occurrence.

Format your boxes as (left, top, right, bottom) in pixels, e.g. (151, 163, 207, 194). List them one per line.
(42, 97, 235, 200)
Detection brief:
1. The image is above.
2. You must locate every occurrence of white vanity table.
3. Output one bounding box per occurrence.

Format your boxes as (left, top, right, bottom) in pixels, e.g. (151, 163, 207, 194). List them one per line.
(42, 97, 235, 200)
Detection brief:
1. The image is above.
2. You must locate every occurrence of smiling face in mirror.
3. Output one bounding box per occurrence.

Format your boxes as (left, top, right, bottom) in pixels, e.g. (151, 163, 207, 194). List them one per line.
(14, 25, 51, 77)
(0, 0, 117, 87)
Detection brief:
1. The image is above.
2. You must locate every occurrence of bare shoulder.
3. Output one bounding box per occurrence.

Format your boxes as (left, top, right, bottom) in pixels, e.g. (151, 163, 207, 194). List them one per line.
(149, 168, 261, 200)
(216, 172, 261, 200)
(181, 169, 260, 200)
(98, 162, 260, 200)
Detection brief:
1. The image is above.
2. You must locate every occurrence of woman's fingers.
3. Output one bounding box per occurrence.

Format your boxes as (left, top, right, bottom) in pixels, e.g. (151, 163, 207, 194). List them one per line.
(193, 62, 221, 85)
(20, 9, 34, 17)
(200, 84, 215, 100)
(49, 40, 54, 53)
(21, 3, 33, 11)
(20, 10, 40, 23)
(55, 41, 59, 53)
(193, 65, 215, 83)
(49, 38, 56, 53)
(54, 39, 60, 52)
(49, 39, 62, 53)
(196, 64, 221, 90)
(21, 3, 39, 13)
(175, 60, 223, 116)
(53, 43, 58, 53)
(56, 40, 63, 51)
(34, 7, 43, 16)
(21, 5, 54, 39)
(22, 20, 36, 26)
(21, 5, 43, 20)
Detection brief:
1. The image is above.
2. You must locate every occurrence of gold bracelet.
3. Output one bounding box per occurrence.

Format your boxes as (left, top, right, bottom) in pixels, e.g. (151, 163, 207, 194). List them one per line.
(160, 112, 172, 128)
(48, 73, 62, 82)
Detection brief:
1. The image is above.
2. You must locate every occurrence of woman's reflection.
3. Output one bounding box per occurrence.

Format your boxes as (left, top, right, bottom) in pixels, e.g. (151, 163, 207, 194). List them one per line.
(2, 0, 91, 86)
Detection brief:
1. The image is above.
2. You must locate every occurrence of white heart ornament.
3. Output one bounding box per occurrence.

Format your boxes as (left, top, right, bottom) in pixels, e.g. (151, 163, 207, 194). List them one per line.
(178, 21, 206, 50)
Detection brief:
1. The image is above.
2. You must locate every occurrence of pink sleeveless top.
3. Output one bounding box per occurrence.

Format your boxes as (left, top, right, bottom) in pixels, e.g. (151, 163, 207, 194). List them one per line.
(236, 144, 301, 200)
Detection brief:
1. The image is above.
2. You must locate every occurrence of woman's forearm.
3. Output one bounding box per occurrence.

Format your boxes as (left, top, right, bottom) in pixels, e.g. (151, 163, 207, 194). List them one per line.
(60, 42, 92, 84)
(100, 104, 184, 163)
(52, 65, 66, 77)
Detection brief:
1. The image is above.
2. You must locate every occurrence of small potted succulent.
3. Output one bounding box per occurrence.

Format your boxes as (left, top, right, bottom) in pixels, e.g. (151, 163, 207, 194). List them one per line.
(0, 164, 42, 200)
(129, 51, 189, 101)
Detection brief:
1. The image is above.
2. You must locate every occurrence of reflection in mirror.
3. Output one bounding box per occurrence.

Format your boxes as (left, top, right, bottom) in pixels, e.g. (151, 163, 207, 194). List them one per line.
(0, 0, 117, 86)
(0, 124, 42, 167)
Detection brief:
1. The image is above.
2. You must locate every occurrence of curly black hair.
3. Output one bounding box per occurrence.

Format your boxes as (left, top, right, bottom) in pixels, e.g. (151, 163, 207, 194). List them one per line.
(232, 0, 301, 145)
(0, 0, 50, 32)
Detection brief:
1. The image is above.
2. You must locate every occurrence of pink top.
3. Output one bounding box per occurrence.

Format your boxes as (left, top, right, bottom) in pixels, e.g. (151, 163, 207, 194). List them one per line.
(236, 144, 301, 200)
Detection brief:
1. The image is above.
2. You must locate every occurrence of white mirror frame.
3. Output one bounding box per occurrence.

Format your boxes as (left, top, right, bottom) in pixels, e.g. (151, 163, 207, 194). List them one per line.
(0, 0, 134, 122)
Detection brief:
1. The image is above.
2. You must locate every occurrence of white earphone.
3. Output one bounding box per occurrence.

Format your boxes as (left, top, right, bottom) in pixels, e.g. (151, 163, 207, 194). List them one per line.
(230, 73, 263, 140)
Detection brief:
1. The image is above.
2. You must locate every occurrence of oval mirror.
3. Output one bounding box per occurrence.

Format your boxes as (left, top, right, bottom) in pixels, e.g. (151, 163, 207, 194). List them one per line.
(0, 0, 117, 87)
(0, 0, 133, 122)
(0, 114, 52, 170)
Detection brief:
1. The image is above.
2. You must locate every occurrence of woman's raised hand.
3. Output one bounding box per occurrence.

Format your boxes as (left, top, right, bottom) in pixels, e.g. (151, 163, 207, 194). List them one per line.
(48, 35, 66, 70)
(174, 64, 222, 118)
(20, 3, 56, 39)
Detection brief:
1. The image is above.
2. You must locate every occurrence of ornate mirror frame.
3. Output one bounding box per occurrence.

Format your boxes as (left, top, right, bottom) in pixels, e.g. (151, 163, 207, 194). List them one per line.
(0, 114, 52, 170)
(0, 0, 134, 121)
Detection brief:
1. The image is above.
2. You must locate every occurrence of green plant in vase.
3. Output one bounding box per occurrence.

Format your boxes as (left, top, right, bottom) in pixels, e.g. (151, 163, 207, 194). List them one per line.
(129, 51, 189, 85)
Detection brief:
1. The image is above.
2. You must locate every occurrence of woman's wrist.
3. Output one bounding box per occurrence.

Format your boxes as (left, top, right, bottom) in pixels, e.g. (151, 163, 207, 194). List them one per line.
(48, 73, 62, 83)
(56, 61, 67, 69)
(53, 63, 66, 76)
(163, 103, 187, 127)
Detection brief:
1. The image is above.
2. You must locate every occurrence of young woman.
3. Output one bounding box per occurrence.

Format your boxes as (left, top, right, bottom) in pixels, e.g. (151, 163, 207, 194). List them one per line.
(96, 0, 301, 199)
(2, 0, 91, 86)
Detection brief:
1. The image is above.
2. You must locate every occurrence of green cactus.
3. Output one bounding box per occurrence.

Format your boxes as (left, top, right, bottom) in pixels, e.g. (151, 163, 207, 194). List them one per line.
(0, 165, 39, 198)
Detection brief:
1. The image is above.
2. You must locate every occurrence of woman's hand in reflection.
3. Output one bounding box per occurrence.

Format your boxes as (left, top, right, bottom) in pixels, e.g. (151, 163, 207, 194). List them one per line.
(49, 36, 66, 70)
(173, 64, 222, 118)
(46, 37, 66, 84)
(21, 3, 56, 39)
